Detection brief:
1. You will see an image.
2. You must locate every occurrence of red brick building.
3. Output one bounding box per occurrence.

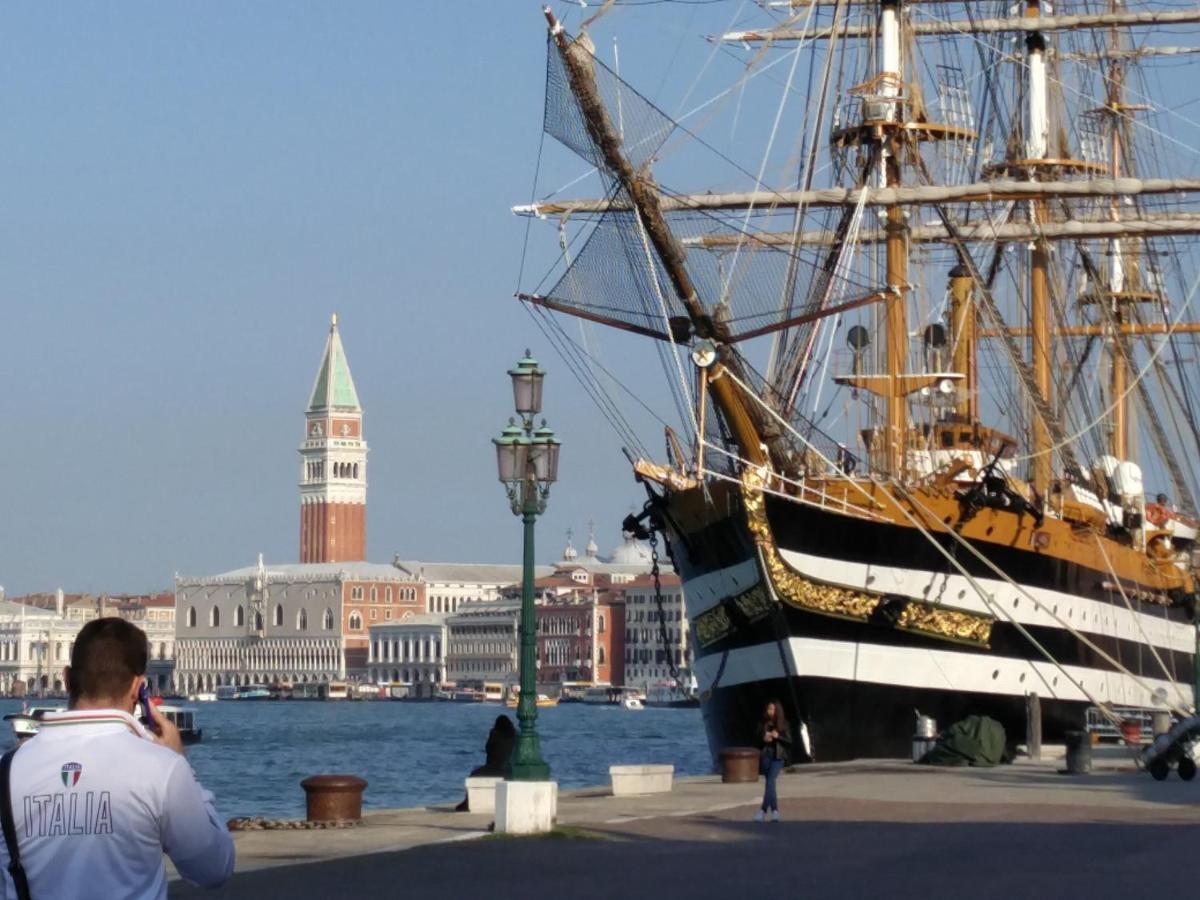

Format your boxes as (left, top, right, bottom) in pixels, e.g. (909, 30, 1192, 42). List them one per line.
(523, 572, 625, 688)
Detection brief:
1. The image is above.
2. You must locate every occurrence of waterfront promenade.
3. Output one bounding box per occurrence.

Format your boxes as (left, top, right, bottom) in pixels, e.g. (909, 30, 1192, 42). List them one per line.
(171, 751, 1199, 899)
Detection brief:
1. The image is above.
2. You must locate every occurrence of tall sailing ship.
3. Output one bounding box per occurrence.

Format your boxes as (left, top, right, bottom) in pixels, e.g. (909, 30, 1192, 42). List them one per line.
(515, 0, 1200, 759)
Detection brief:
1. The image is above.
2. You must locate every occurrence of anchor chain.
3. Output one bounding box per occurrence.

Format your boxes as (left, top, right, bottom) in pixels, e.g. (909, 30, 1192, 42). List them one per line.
(648, 529, 683, 688)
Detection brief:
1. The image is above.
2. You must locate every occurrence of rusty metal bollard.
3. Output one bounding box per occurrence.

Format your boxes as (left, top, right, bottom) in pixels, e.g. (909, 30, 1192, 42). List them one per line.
(301, 775, 368, 823)
(719, 747, 760, 784)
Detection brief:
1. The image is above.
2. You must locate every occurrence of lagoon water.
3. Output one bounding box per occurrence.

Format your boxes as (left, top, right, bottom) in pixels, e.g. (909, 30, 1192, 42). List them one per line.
(0, 699, 712, 819)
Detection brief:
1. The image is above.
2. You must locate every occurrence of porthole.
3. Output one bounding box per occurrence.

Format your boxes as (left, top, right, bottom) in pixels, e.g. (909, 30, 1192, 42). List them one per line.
(1019, 672, 1026, 683)
(986, 526, 994, 536)
(958, 590, 966, 600)
(1014, 597, 1019, 608)
(992, 669, 1000, 680)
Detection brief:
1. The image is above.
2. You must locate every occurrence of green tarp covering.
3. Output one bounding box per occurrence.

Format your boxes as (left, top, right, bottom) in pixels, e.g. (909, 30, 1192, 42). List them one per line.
(920, 715, 1008, 767)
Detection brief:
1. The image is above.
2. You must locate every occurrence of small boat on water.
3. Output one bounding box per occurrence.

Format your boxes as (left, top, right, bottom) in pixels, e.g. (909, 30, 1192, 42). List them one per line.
(352, 683, 386, 701)
(216, 684, 272, 701)
(157, 705, 203, 744)
(645, 682, 701, 710)
(582, 685, 646, 707)
(4, 705, 64, 743)
(622, 696, 645, 711)
(505, 693, 560, 709)
(289, 681, 349, 701)
(189, 692, 217, 703)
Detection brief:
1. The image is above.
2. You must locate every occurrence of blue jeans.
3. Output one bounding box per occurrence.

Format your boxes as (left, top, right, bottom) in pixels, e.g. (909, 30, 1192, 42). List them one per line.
(761, 757, 784, 812)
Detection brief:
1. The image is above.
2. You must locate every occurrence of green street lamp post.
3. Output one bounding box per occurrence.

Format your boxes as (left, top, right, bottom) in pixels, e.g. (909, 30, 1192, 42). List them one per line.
(493, 351, 560, 781)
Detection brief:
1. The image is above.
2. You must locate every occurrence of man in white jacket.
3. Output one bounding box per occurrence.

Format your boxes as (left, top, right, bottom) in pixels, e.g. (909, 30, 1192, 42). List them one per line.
(0, 617, 235, 899)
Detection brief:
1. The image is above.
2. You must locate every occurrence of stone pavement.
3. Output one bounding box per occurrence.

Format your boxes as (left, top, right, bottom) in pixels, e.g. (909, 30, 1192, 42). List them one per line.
(171, 750, 1200, 899)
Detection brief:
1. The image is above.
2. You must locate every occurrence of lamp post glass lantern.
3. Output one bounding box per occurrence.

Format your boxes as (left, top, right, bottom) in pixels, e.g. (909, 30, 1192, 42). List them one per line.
(493, 351, 558, 781)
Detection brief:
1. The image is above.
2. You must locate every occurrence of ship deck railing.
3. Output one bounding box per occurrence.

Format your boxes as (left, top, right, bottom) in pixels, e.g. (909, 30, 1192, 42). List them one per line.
(789, 476, 891, 524)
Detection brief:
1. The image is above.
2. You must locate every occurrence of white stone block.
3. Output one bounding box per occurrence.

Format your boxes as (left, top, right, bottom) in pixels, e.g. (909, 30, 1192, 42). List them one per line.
(465, 777, 502, 814)
(494, 780, 558, 835)
(609, 764, 674, 796)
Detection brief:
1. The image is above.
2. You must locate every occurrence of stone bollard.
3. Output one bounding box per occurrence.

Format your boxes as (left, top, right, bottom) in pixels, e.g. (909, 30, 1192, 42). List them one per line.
(301, 775, 368, 823)
(719, 747, 760, 783)
(1063, 730, 1092, 775)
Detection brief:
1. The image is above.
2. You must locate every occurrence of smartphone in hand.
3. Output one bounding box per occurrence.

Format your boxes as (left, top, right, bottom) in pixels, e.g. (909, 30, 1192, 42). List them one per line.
(137, 683, 157, 732)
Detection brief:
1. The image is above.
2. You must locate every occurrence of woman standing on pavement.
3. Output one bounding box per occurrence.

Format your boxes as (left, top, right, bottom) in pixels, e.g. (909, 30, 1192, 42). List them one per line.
(755, 699, 791, 822)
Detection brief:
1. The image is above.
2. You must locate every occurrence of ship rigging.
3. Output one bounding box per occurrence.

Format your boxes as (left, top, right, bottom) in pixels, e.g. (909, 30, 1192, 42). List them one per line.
(515, 0, 1200, 759)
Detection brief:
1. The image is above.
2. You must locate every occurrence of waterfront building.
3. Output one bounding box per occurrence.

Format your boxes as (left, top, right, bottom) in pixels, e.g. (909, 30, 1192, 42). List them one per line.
(507, 571, 625, 689)
(390, 561, 552, 614)
(174, 556, 424, 693)
(444, 599, 520, 685)
(622, 572, 691, 691)
(5, 590, 179, 693)
(299, 315, 368, 564)
(11, 591, 100, 625)
(0, 590, 83, 695)
(366, 614, 447, 685)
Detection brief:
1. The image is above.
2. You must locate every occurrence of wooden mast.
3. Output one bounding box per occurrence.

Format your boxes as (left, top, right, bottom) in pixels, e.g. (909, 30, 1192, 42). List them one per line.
(543, 8, 768, 469)
(948, 265, 977, 421)
(885, 195, 908, 475)
(1026, 0, 1054, 495)
(1103, 6, 1137, 462)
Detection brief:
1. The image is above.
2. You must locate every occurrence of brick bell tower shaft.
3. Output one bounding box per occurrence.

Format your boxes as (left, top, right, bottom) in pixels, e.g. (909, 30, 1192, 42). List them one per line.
(299, 314, 367, 563)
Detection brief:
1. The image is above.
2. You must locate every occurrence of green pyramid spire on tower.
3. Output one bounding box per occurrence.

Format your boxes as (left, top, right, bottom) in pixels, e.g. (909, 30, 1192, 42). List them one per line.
(307, 313, 362, 412)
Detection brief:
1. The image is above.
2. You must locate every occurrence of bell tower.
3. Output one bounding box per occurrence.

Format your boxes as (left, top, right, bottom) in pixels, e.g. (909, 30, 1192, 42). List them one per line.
(299, 314, 367, 563)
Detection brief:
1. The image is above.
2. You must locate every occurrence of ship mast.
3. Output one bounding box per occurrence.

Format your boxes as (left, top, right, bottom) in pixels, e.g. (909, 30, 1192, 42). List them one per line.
(1100, 4, 1142, 462)
(949, 265, 977, 422)
(881, 0, 909, 477)
(542, 8, 768, 469)
(1026, 0, 1054, 496)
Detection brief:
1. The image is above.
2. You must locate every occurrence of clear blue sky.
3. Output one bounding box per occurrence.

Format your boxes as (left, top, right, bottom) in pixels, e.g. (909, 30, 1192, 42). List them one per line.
(0, 2, 764, 595)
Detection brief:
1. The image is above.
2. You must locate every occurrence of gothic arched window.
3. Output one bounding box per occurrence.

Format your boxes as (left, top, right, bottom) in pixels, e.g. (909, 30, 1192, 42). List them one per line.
(210, 606, 220, 628)
(297, 608, 308, 631)
(254, 611, 263, 631)
(187, 607, 196, 628)
(234, 605, 244, 628)
(274, 604, 283, 627)
(349, 611, 363, 631)
(323, 608, 334, 630)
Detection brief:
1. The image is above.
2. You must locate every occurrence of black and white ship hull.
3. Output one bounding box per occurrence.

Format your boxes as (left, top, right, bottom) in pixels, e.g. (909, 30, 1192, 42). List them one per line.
(665, 486, 1196, 762)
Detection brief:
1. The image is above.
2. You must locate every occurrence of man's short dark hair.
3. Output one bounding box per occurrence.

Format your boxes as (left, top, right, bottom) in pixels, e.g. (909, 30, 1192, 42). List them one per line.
(68, 618, 148, 704)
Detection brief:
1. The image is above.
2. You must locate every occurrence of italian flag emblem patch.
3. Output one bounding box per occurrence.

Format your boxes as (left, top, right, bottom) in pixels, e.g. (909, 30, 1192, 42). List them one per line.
(60, 762, 82, 788)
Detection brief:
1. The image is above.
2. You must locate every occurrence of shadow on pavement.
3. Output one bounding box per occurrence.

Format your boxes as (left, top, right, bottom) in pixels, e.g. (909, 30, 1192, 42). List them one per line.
(171, 818, 1198, 900)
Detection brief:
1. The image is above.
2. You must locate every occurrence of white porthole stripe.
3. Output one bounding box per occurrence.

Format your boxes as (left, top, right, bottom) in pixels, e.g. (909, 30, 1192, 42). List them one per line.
(778, 546, 1194, 655)
(693, 636, 1193, 710)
